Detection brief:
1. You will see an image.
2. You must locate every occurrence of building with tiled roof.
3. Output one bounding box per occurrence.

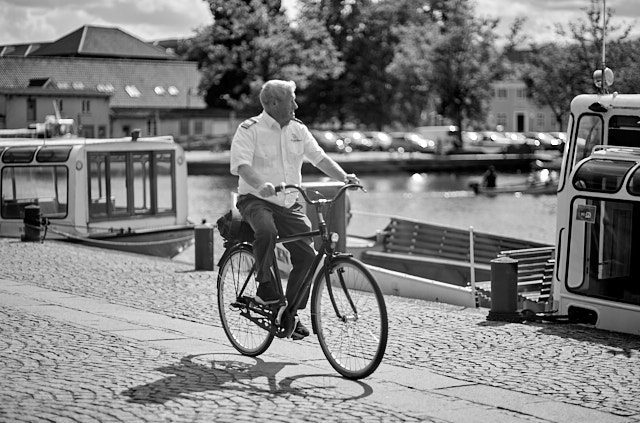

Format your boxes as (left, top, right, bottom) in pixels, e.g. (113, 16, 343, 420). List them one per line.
(0, 25, 240, 145)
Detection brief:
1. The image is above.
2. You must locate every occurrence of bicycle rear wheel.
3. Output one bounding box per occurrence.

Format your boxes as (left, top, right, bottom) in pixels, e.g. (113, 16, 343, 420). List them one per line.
(217, 245, 274, 356)
(311, 256, 388, 379)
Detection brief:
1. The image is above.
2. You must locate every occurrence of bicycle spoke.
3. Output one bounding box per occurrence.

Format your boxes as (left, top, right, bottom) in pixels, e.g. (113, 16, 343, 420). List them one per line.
(217, 247, 274, 356)
(312, 257, 387, 379)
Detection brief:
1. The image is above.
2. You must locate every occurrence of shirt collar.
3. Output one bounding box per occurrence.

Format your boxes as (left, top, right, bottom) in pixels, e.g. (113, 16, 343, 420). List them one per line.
(261, 111, 281, 129)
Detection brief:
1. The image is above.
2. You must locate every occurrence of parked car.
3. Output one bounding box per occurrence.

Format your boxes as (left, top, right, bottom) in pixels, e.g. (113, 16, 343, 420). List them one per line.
(338, 130, 374, 151)
(503, 132, 538, 153)
(363, 131, 393, 151)
(388, 132, 436, 153)
(523, 131, 564, 151)
(310, 129, 351, 153)
(460, 131, 502, 154)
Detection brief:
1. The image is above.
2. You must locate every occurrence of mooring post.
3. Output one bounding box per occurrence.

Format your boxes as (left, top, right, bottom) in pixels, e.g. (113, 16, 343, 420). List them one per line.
(487, 256, 522, 322)
(194, 223, 214, 271)
(22, 204, 42, 242)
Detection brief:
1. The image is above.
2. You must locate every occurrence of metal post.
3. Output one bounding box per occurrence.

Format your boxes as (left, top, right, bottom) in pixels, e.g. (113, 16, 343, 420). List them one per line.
(194, 224, 214, 270)
(21, 204, 42, 242)
(487, 256, 522, 322)
(469, 226, 478, 307)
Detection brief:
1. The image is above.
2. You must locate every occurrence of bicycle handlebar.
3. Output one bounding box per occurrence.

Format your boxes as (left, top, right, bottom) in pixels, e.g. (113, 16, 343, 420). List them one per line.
(275, 183, 364, 205)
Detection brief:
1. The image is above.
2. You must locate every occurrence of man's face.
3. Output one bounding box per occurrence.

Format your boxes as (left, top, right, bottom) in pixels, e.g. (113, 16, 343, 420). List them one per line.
(270, 89, 298, 126)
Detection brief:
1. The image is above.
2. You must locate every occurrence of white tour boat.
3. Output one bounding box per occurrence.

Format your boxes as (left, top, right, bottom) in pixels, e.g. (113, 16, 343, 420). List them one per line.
(0, 131, 194, 258)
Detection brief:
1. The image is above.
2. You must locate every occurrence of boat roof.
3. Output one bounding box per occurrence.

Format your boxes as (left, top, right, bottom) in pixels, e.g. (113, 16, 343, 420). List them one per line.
(571, 93, 640, 113)
(0, 136, 177, 149)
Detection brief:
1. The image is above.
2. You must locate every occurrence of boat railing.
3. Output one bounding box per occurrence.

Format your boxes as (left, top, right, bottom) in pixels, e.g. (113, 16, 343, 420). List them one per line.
(497, 246, 556, 304)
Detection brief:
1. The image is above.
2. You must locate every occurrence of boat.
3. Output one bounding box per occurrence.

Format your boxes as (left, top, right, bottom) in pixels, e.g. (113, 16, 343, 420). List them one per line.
(469, 169, 559, 196)
(0, 129, 195, 258)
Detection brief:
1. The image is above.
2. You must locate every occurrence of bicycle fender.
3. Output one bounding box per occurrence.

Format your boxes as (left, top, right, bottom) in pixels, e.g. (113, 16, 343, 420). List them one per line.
(217, 242, 253, 268)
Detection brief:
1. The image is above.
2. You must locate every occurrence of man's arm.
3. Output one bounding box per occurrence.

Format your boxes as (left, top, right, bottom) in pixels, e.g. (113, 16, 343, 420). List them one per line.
(237, 164, 277, 197)
(315, 156, 358, 184)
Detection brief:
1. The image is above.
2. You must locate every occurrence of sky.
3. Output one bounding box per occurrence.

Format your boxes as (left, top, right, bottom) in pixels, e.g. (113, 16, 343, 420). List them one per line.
(0, 0, 637, 46)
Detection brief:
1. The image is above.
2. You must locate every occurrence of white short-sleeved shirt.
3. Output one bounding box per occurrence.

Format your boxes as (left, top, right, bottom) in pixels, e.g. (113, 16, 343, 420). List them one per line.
(230, 112, 328, 207)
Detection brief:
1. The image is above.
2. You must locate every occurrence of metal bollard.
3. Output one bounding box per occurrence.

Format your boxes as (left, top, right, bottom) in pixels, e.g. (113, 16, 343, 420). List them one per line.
(22, 204, 42, 242)
(487, 256, 523, 322)
(194, 224, 214, 270)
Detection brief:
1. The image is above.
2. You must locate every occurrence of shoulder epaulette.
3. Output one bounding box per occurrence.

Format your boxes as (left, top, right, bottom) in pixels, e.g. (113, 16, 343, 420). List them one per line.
(240, 117, 259, 129)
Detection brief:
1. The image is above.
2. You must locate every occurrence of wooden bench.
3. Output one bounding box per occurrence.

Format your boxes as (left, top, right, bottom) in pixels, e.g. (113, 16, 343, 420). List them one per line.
(361, 217, 549, 287)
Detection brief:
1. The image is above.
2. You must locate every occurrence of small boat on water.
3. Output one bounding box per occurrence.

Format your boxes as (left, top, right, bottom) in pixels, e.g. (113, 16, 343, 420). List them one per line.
(0, 129, 194, 258)
(469, 169, 559, 196)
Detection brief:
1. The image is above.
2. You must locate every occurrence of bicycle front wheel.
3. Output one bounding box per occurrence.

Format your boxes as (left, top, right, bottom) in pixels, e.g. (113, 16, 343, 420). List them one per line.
(217, 245, 274, 356)
(311, 256, 388, 379)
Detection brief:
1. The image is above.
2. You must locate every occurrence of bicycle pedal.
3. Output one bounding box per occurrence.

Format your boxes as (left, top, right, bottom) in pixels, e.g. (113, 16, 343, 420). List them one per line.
(274, 301, 288, 326)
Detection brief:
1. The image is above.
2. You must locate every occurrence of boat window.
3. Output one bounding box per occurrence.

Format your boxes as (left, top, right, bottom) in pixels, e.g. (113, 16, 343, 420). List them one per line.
(1, 166, 68, 219)
(132, 153, 152, 215)
(88, 155, 109, 218)
(627, 167, 640, 196)
(572, 114, 603, 169)
(2, 146, 37, 163)
(156, 152, 174, 213)
(608, 115, 640, 148)
(88, 150, 175, 221)
(567, 198, 640, 306)
(109, 153, 129, 217)
(36, 146, 73, 163)
(572, 159, 633, 193)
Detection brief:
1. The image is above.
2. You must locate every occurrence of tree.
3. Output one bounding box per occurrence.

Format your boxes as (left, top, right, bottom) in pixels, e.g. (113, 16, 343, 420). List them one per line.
(521, 0, 636, 130)
(185, 0, 341, 112)
(428, 0, 500, 136)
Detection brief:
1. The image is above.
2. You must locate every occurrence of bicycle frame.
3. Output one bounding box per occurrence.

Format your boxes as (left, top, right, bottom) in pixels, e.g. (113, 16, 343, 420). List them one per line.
(232, 184, 362, 337)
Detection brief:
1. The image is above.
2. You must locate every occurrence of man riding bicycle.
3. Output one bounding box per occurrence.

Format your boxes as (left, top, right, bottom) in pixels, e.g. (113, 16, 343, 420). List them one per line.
(230, 79, 358, 340)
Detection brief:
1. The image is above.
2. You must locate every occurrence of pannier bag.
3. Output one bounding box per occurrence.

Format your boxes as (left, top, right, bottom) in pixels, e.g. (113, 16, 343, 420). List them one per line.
(216, 208, 255, 242)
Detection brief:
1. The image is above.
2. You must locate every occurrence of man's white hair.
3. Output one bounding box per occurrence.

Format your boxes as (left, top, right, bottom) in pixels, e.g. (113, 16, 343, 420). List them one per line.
(259, 80, 296, 107)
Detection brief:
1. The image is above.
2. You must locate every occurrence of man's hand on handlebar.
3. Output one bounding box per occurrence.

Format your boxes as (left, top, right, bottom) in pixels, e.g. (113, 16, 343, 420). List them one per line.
(344, 173, 360, 185)
(258, 182, 277, 197)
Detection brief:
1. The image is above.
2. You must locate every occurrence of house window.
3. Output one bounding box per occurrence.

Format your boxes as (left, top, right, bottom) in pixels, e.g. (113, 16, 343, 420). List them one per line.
(27, 97, 37, 122)
(194, 120, 204, 135)
(179, 120, 189, 135)
(125, 85, 141, 98)
(82, 125, 95, 138)
(82, 100, 91, 113)
(516, 88, 527, 98)
(496, 88, 507, 99)
(98, 125, 107, 138)
(537, 113, 545, 128)
(496, 113, 507, 127)
(147, 119, 157, 136)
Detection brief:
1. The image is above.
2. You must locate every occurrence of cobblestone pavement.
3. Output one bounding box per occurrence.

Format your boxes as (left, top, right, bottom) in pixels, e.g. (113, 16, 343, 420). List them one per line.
(1, 238, 640, 422)
(0, 305, 431, 422)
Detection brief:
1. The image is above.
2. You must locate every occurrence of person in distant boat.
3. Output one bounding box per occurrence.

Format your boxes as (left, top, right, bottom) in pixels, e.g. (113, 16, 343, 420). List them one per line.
(229, 79, 359, 340)
(482, 165, 497, 188)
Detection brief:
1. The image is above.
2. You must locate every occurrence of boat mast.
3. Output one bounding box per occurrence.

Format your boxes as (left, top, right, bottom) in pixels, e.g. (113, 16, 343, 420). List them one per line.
(601, 0, 606, 92)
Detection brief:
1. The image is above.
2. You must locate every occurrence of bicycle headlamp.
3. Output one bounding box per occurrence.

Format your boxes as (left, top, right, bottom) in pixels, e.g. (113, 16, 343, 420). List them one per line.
(330, 232, 340, 249)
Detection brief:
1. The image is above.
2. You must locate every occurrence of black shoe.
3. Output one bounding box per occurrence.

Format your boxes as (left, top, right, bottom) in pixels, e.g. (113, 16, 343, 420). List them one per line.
(291, 319, 310, 340)
(255, 282, 284, 305)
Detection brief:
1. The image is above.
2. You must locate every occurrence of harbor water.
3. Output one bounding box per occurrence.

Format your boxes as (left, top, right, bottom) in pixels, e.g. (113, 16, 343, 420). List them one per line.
(176, 171, 557, 264)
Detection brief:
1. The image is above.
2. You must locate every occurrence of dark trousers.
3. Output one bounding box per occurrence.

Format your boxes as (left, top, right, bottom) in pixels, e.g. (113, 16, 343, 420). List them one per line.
(236, 195, 316, 310)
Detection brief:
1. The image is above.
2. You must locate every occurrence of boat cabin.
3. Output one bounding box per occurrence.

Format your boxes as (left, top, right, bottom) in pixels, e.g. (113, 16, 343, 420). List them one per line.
(554, 93, 640, 335)
(0, 135, 193, 257)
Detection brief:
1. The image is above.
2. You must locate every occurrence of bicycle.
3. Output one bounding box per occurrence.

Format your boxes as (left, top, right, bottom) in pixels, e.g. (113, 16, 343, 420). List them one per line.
(216, 183, 388, 380)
